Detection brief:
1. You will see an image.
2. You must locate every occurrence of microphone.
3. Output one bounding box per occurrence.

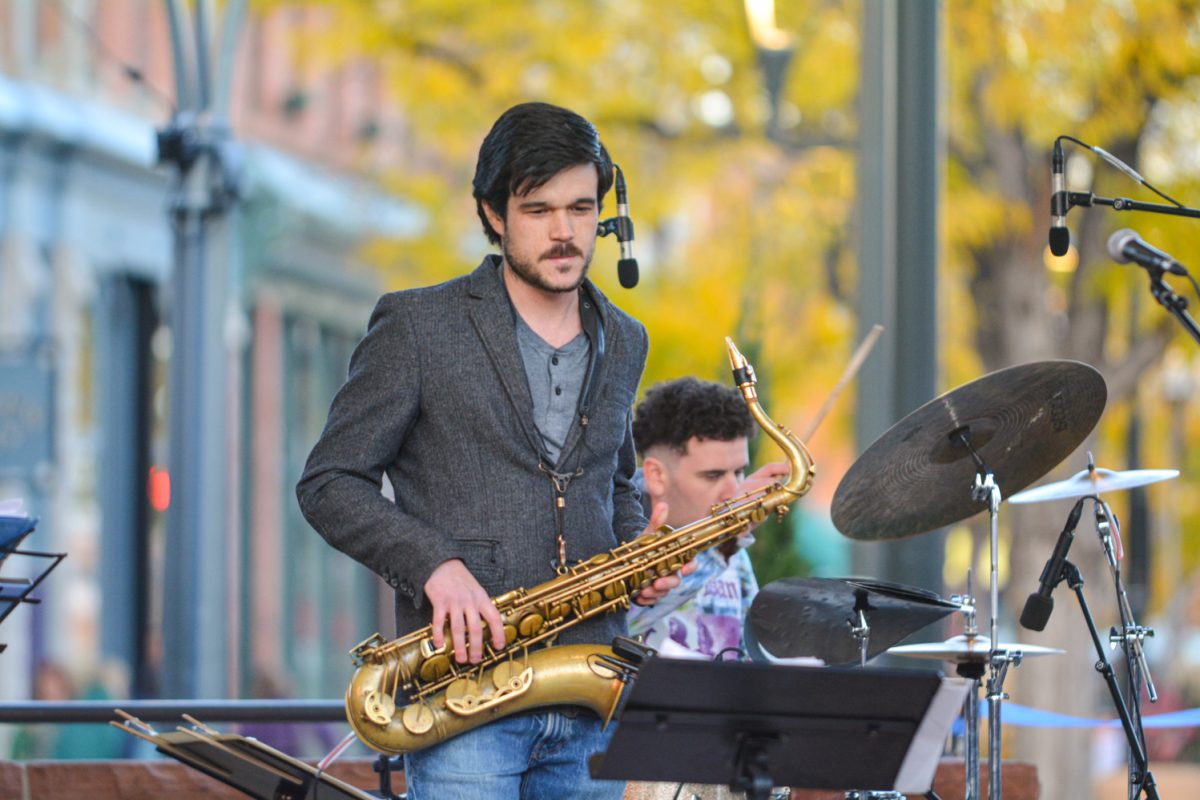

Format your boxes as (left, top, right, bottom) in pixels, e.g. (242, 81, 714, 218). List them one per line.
(613, 166, 638, 289)
(1106, 229, 1190, 276)
(1020, 498, 1085, 632)
(1049, 139, 1070, 257)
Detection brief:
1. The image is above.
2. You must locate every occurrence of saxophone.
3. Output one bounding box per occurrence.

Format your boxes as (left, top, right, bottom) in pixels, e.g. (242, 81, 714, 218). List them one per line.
(344, 338, 816, 755)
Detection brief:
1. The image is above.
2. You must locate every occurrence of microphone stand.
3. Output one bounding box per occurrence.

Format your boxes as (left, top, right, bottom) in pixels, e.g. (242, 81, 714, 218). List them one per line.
(1047, 556, 1162, 800)
(1094, 497, 1158, 800)
(1064, 191, 1200, 345)
(1143, 266, 1200, 346)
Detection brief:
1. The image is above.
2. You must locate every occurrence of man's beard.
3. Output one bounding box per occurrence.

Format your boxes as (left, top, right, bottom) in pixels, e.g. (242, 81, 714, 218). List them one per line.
(504, 240, 592, 293)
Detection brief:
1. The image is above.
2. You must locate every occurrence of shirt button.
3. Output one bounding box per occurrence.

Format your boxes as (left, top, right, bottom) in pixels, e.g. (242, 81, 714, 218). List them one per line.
(552, 356, 559, 366)
(555, 386, 562, 396)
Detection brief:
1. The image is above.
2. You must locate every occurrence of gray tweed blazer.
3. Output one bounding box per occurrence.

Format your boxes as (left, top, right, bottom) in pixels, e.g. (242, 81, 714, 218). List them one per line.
(296, 256, 649, 646)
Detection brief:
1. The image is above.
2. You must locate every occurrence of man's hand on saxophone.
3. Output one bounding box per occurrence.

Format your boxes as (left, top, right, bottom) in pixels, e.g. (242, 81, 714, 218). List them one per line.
(424, 560, 508, 665)
(424, 501, 695, 665)
(631, 501, 699, 606)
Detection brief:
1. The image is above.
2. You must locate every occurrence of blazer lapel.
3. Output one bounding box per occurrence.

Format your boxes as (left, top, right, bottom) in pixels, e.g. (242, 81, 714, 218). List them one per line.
(466, 257, 544, 455)
(558, 279, 616, 461)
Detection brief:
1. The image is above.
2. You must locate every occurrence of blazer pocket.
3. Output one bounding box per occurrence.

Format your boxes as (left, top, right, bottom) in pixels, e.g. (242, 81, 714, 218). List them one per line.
(582, 385, 635, 457)
(455, 537, 505, 589)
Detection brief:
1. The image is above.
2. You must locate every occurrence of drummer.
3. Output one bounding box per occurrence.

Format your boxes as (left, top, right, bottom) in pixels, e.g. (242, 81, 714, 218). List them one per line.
(627, 377, 788, 659)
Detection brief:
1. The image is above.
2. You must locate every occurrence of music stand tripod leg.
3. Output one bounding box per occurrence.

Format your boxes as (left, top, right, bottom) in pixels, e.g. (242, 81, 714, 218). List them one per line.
(731, 734, 779, 800)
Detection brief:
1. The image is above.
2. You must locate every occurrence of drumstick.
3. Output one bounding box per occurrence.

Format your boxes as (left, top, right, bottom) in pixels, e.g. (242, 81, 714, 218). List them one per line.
(798, 324, 884, 441)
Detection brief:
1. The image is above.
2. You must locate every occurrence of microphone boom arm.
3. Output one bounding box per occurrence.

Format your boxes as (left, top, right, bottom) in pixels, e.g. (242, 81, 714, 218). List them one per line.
(1064, 191, 1200, 220)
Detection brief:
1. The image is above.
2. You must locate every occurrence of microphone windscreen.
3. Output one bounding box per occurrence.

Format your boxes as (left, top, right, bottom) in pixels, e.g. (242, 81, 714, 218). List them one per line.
(1049, 227, 1070, 258)
(618, 258, 639, 289)
(1019, 593, 1054, 631)
(1106, 229, 1137, 263)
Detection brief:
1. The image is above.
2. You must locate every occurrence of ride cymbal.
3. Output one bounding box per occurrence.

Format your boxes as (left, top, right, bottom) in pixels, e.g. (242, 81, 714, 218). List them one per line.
(1009, 466, 1178, 504)
(832, 361, 1107, 540)
(887, 634, 1065, 664)
(747, 577, 960, 667)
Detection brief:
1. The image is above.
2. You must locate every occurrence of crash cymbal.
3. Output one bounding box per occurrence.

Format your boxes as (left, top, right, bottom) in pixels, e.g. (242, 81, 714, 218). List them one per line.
(831, 361, 1106, 540)
(887, 634, 1065, 664)
(1009, 466, 1178, 504)
(747, 577, 960, 667)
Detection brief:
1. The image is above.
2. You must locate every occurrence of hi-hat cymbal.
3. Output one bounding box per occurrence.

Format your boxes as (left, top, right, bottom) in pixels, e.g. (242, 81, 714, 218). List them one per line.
(1009, 466, 1179, 504)
(832, 361, 1107, 540)
(887, 634, 1065, 664)
(747, 577, 960, 667)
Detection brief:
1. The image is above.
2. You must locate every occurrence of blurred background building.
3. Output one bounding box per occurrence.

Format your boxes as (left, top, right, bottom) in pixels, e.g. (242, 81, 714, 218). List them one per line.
(0, 2, 419, 745)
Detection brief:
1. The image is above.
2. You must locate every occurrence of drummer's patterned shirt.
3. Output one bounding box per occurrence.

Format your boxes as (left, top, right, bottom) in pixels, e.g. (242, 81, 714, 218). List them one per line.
(627, 472, 759, 658)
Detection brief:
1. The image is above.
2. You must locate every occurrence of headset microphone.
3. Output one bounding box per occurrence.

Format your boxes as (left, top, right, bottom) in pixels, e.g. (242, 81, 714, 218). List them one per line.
(598, 164, 640, 288)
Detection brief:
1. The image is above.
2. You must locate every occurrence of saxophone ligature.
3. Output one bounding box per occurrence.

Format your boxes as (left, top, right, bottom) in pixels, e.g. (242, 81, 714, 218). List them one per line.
(344, 337, 816, 754)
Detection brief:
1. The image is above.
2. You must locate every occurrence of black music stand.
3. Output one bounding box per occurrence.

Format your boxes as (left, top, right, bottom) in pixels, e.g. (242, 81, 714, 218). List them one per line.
(112, 713, 378, 800)
(591, 658, 966, 800)
(0, 515, 65, 654)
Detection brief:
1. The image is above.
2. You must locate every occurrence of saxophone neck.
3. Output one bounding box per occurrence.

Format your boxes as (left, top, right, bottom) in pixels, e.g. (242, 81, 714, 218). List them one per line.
(725, 337, 816, 499)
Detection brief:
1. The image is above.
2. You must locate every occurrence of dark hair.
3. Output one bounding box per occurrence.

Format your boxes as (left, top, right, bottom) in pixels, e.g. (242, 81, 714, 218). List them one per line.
(473, 102, 615, 246)
(633, 377, 756, 457)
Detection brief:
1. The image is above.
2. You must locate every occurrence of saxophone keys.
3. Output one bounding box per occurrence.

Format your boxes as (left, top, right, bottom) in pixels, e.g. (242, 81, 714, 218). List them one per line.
(362, 690, 397, 725)
(517, 612, 545, 637)
(445, 676, 483, 711)
(418, 653, 451, 683)
(401, 702, 435, 735)
(578, 590, 603, 612)
(603, 582, 628, 600)
(492, 660, 528, 691)
(419, 637, 448, 658)
(751, 506, 769, 523)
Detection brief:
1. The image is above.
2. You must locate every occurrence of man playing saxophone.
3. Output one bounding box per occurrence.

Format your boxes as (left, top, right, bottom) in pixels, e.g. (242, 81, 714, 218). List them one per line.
(297, 102, 683, 800)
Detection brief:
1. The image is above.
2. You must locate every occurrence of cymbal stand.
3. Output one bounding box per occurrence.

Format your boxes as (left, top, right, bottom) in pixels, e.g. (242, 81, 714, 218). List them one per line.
(986, 648, 1022, 797)
(954, 429, 1019, 800)
(1094, 497, 1158, 800)
(948, 585, 982, 800)
(849, 588, 872, 668)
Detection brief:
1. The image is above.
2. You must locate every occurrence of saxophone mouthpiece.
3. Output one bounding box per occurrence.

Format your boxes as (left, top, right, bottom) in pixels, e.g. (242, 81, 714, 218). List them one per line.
(725, 337, 756, 391)
(725, 337, 745, 370)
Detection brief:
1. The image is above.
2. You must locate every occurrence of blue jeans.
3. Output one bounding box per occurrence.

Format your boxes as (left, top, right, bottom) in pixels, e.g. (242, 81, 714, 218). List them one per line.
(402, 709, 625, 800)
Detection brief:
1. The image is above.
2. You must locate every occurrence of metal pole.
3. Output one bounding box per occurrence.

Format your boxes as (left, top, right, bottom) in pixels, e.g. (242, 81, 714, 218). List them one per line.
(159, 0, 244, 699)
(855, 2, 943, 590)
(0, 699, 345, 724)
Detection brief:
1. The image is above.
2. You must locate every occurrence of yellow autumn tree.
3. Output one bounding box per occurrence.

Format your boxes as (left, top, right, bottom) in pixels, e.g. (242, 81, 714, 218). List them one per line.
(262, 2, 1200, 794)
(267, 0, 865, 584)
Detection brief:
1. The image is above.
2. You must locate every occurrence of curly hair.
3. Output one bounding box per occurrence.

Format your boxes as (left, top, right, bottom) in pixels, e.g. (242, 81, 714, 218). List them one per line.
(632, 377, 756, 456)
(473, 102, 615, 246)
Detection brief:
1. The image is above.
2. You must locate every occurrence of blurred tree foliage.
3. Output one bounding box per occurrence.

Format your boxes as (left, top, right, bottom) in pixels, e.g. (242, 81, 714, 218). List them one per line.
(263, 0, 1200, 789)
(266, 0, 863, 586)
(942, 2, 1200, 793)
(265, 0, 1200, 616)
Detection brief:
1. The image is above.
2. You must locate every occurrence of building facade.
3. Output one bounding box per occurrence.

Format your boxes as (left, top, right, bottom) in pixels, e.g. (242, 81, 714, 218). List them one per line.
(0, 2, 417, 748)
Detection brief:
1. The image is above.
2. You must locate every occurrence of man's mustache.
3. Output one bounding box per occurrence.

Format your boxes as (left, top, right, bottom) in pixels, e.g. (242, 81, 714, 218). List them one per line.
(541, 244, 583, 260)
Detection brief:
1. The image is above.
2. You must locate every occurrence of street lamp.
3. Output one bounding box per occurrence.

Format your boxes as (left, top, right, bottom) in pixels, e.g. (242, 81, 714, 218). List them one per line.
(744, 0, 795, 141)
